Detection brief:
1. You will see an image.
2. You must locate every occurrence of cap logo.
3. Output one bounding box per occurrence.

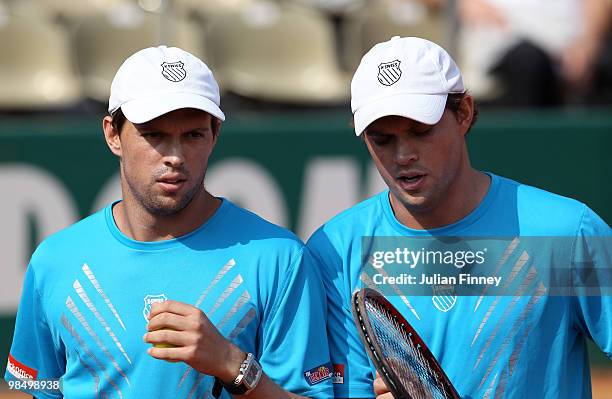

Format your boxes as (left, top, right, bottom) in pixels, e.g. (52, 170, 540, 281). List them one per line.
(377, 60, 401, 86)
(161, 61, 186, 82)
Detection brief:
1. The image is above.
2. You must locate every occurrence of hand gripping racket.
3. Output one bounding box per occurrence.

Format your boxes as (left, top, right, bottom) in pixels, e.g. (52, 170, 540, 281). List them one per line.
(352, 288, 460, 399)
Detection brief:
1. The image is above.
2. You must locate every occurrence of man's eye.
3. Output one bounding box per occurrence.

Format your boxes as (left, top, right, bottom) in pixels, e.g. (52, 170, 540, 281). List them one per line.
(142, 132, 161, 138)
(187, 131, 204, 138)
(371, 135, 391, 145)
(413, 127, 433, 136)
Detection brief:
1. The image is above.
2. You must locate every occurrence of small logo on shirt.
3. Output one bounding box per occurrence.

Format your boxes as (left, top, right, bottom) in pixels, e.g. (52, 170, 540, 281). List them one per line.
(377, 60, 402, 86)
(332, 364, 344, 384)
(161, 61, 186, 82)
(432, 284, 457, 312)
(304, 362, 333, 386)
(143, 294, 168, 321)
(7, 354, 38, 380)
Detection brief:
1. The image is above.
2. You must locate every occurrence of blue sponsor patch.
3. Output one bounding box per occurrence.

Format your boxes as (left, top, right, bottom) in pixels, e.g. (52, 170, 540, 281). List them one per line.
(303, 362, 333, 386)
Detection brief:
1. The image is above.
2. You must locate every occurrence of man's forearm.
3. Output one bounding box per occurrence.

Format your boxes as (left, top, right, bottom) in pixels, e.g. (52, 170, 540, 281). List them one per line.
(218, 345, 309, 399)
(233, 373, 308, 399)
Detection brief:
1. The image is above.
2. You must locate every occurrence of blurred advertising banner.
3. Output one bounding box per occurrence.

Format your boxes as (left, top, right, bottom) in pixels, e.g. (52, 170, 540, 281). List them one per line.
(0, 110, 611, 314)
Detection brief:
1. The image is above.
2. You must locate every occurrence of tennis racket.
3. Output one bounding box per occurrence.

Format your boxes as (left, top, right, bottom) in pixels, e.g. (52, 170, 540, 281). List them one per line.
(352, 288, 460, 399)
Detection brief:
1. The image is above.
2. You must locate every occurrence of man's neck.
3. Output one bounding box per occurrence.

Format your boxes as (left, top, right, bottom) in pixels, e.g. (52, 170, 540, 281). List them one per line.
(391, 169, 491, 230)
(112, 190, 221, 242)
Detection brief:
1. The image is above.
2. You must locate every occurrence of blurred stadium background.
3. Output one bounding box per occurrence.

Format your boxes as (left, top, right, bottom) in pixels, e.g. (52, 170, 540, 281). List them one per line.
(0, 0, 610, 396)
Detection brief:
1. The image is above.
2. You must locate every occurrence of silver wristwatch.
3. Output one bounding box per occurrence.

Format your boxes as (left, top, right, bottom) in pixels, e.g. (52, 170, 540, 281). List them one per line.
(213, 352, 263, 397)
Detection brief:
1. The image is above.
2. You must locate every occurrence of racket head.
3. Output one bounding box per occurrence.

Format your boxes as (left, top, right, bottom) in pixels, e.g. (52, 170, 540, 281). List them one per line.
(351, 288, 460, 399)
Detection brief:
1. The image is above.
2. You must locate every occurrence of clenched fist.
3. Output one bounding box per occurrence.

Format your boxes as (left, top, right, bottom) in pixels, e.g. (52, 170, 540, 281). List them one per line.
(143, 300, 246, 383)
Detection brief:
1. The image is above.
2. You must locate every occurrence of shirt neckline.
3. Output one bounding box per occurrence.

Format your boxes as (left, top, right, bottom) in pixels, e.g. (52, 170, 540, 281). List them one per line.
(105, 198, 230, 250)
(380, 172, 500, 236)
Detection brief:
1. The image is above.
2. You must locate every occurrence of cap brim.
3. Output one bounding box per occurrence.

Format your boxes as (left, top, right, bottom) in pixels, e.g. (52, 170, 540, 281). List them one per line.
(120, 92, 226, 124)
(353, 93, 447, 135)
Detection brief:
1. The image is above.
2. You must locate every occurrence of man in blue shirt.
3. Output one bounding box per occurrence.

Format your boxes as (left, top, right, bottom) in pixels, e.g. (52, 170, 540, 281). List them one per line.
(5, 46, 333, 398)
(307, 36, 611, 398)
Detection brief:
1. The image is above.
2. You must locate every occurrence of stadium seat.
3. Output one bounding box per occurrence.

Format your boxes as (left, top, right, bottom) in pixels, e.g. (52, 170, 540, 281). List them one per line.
(72, 2, 205, 103)
(174, 0, 258, 18)
(35, 0, 126, 19)
(0, 13, 81, 109)
(205, 2, 349, 104)
(342, 0, 449, 71)
(288, 0, 366, 16)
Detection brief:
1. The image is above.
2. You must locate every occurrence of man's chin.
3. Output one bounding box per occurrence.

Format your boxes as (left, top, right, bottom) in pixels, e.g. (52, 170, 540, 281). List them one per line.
(145, 197, 190, 217)
(391, 190, 431, 212)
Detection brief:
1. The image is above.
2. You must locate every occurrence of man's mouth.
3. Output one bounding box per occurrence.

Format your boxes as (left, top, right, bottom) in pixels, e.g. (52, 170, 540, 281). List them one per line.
(396, 172, 426, 191)
(156, 175, 186, 193)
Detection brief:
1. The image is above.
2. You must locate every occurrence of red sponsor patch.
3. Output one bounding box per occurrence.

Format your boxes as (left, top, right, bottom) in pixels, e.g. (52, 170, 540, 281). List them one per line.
(333, 364, 344, 384)
(304, 362, 333, 386)
(7, 354, 38, 380)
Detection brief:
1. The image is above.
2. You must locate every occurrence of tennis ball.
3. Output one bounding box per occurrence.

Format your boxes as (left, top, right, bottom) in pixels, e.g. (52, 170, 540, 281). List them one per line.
(154, 342, 176, 349)
(152, 328, 177, 348)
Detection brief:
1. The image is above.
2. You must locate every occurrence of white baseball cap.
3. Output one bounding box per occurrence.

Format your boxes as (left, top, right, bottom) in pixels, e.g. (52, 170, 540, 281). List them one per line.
(108, 45, 225, 123)
(351, 36, 464, 135)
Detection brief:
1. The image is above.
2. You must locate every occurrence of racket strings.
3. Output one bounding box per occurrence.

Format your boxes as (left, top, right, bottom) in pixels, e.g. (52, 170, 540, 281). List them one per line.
(365, 300, 451, 399)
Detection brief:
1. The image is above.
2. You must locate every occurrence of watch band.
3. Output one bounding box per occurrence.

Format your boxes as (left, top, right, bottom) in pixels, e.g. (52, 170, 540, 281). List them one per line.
(212, 353, 262, 397)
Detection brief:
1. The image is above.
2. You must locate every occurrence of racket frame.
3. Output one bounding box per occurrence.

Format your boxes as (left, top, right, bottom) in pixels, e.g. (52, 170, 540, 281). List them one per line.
(351, 288, 460, 399)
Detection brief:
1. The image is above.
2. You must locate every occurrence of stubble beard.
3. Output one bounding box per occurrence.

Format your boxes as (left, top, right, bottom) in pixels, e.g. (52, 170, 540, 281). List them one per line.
(125, 169, 206, 217)
(378, 171, 428, 213)
(390, 167, 461, 217)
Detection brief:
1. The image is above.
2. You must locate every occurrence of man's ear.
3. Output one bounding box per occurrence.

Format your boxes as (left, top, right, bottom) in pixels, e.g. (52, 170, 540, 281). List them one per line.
(457, 95, 474, 136)
(103, 116, 122, 157)
(213, 118, 221, 141)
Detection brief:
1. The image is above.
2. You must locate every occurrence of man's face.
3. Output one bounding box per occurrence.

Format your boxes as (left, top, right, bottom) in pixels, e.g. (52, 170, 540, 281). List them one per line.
(363, 108, 469, 216)
(106, 108, 218, 216)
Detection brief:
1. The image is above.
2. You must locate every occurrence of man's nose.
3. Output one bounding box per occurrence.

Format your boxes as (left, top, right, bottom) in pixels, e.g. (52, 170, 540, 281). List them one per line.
(162, 140, 185, 168)
(394, 137, 418, 165)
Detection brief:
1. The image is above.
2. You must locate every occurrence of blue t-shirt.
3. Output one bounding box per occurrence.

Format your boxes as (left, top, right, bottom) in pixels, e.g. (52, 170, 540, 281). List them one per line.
(5, 199, 334, 398)
(307, 173, 611, 398)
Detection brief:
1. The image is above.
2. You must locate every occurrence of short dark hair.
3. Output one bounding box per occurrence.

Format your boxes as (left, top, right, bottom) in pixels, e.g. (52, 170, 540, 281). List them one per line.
(445, 92, 478, 133)
(110, 108, 221, 137)
(110, 108, 128, 133)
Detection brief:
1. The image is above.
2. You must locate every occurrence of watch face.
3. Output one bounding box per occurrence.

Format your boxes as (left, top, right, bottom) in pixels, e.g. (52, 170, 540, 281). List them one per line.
(243, 361, 262, 388)
(244, 365, 257, 386)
